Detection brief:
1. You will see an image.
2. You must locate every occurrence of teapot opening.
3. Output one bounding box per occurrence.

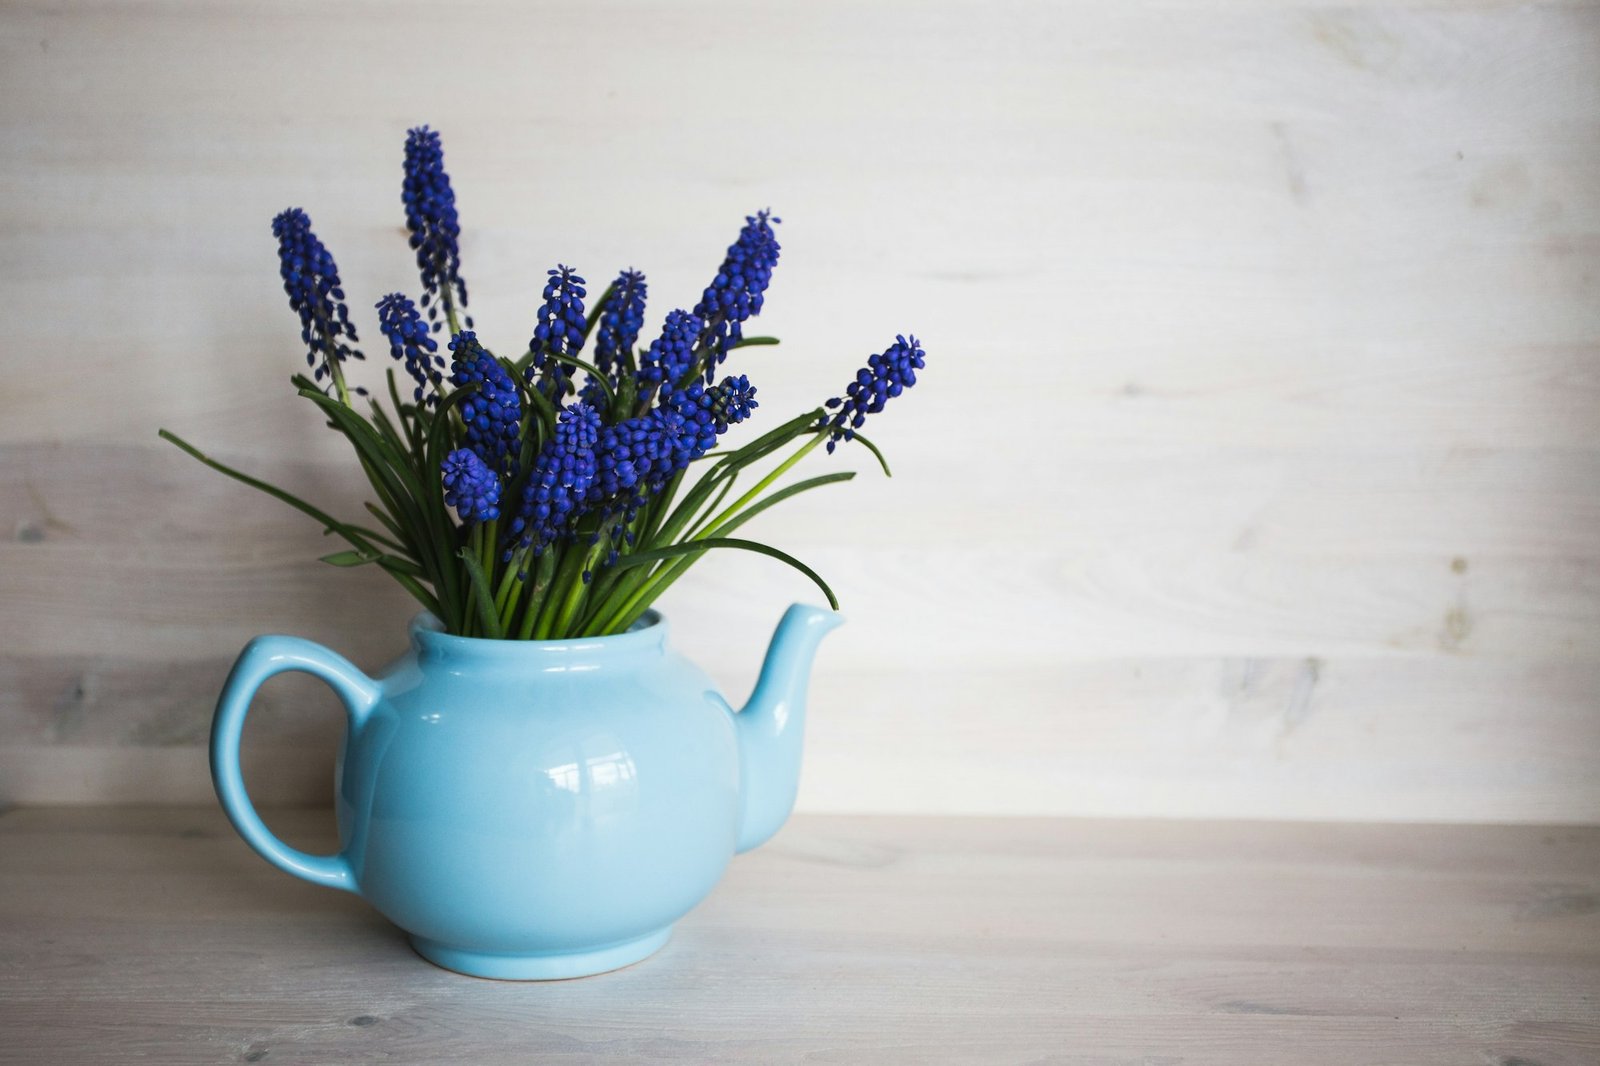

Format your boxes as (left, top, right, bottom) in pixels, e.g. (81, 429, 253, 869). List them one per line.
(408, 610, 668, 664)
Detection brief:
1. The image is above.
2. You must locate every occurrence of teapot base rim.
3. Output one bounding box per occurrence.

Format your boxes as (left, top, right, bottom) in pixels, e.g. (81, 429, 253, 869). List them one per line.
(408, 926, 673, 981)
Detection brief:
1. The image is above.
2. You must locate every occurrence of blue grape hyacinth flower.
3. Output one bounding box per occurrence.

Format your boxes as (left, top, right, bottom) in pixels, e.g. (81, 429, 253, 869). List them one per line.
(271, 207, 363, 389)
(709, 374, 759, 433)
(530, 265, 588, 358)
(822, 334, 925, 452)
(403, 125, 470, 330)
(376, 293, 444, 404)
(441, 447, 501, 524)
(694, 209, 780, 377)
(529, 265, 588, 393)
(509, 402, 603, 556)
(449, 332, 522, 474)
(593, 269, 647, 384)
(638, 308, 702, 391)
(650, 381, 734, 472)
(580, 375, 759, 568)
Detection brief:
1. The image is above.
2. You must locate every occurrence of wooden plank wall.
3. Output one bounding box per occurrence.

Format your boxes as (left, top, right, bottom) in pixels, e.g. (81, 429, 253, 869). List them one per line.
(1, 1, 1597, 821)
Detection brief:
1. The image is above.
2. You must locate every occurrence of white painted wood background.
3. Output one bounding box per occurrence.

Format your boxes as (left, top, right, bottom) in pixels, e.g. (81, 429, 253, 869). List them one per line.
(1, 0, 1597, 821)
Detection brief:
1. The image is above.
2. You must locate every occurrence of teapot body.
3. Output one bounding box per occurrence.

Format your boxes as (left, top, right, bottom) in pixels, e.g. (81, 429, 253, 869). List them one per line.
(338, 612, 740, 976)
(214, 611, 750, 979)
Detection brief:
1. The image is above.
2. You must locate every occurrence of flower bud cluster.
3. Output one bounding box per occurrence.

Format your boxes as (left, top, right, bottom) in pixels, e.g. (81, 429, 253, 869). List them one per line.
(272, 208, 363, 385)
(403, 125, 469, 328)
(822, 334, 924, 452)
(450, 332, 522, 474)
(442, 448, 501, 524)
(376, 293, 443, 403)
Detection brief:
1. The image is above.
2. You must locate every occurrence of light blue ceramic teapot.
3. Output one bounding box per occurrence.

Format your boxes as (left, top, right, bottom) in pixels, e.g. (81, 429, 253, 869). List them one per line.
(210, 603, 842, 979)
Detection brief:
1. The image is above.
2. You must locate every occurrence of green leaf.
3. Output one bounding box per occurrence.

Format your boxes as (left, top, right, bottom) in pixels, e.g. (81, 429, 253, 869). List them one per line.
(650, 411, 820, 548)
(458, 547, 504, 639)
(710, 472, 855, 537)
(513, 368, 560, 434)
(710, 409, 826, 478)
(320, 549, 426, 578)
(297, 380, 459, 628)
(374, 562, 443, 618)
(297, 388, 426, 511)
(540, 351, 617, 406)
(159, 427, 441, 617)
(384, 367, 424, 456)
(730, 336, 780, 348)
(158, 429, 382, 557)
(367, 401, 414, 472)
(836, 427, 893, 477)
(420, 388, 479, 629)
(363, 501, 410, 546)
(609, 537, 839, 610)
(322, 521, 412, 557)
(683, 471, 740, 539)
(320, 549, 378, 567)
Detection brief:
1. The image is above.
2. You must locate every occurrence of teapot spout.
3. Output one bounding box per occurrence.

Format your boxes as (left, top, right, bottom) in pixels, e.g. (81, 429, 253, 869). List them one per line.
(733, 603, 844, 853)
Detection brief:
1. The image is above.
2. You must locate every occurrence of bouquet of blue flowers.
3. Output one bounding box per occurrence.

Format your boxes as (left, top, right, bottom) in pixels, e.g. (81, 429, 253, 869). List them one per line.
(161, 127, 924, 640)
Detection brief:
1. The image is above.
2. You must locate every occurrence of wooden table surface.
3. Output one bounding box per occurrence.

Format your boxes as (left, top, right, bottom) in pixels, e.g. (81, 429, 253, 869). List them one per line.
(1, 808, 1597, 1065)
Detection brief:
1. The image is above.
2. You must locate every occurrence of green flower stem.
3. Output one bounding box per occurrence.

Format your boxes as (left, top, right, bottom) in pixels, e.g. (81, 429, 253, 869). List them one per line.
(480, 518, 499, 600)
(591, 433, 826, 635)
(696, 431, 825, 540)
(578, 481, 679, 635)
(351, 451, 436, 585)
(309, 304, 353, 407)
(648, 467, 726, 551)
(495, 548, 526, 628)
(443, 289, 463, 338)
(539, 351, 618, 408)
(459, 530, 503, 639)
(515, 550, 557, 640)
(648, 469, 687, 538)
(684, 472, 739, 540)
(467, 525, 495, 635)
(575, 566, 627, 633)
(583, 565, 649, 635)
(533, 544, 586, 639)
(550, 541, 602, 637)
(328, 364, 352, 407)
(589, 553, 667, 635)
(384, 369, 421, 457)
(341, 520, 410, 556)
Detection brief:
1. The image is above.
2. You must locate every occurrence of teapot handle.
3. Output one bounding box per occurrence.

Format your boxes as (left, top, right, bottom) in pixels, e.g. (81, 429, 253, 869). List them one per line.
(210, 635, 381, 894)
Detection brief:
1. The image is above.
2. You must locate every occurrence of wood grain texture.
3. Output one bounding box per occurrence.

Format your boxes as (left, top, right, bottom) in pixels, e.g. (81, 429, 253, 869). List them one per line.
(0, 807, 1597, 1065)
(1, 1, 1598, 817)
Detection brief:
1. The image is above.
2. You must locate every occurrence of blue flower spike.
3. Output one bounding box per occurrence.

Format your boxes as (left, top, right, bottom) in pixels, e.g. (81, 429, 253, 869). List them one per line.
(449, 331, 522, 475)
(509, 403, 603, 556)
(403, 125, 470, 331)
(594, 269, 648, 384)
(442, 448, 501, 524)
(711, 374, 759, 432)
(271, 207, 364, 396)
(529, 265, 588, 393)
(376, 293, 444, 404)
(822, 334, 924, 453)
(638, 308, 702, 392)
(694, 209, 781, 377)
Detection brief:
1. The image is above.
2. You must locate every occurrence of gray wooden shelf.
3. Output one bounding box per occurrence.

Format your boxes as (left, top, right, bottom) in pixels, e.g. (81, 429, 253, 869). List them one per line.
(2, 807, 1597, 1064)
